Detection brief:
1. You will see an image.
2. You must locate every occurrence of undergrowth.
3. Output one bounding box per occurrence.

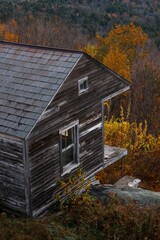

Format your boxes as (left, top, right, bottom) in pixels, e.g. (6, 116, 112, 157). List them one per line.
(0, 197, 160, 240)
(97, 151, 160, 191)
(104, 107, 160, 155)
(97, 105, 160, 190)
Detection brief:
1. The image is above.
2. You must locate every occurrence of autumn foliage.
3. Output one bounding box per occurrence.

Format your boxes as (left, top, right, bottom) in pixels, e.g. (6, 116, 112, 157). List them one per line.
(0, 20, 19, 42)
(104, 112, 160, 154)
(83, 23, 148, 80)
(97, 104, 160, 190)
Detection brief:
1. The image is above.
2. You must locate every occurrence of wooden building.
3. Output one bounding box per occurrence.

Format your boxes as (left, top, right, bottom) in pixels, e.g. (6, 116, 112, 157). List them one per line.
(0, 41, 129, 217)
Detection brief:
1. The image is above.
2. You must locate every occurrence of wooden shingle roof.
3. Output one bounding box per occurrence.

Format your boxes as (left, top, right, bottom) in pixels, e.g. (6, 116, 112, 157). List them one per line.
(0, 42, 82, 138)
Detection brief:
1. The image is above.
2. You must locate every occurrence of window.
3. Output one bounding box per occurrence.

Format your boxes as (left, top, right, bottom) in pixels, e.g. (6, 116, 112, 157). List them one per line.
(60, 122, 79, 174)
(78, 77, 88, 95)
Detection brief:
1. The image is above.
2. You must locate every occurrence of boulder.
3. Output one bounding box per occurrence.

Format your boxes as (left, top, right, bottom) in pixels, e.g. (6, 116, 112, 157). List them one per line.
(90, 176, 160, 207)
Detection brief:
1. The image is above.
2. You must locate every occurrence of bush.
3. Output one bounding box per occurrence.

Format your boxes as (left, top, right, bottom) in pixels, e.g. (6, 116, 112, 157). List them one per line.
(104, 108, 160, 155)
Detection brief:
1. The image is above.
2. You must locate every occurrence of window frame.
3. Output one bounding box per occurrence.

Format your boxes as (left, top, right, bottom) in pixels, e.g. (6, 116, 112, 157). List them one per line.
(59, 121, 79, 175)
(78, 76, 88, 95)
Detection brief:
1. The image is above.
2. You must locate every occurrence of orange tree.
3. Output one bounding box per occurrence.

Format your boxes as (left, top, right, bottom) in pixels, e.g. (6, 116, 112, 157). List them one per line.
(0, 20, 19, 42)
(83, 23, 148, 81)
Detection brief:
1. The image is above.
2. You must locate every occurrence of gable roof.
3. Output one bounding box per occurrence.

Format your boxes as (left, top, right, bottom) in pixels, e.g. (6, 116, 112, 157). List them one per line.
(0, 42, 129, 139)
(0, 42, 82, 138)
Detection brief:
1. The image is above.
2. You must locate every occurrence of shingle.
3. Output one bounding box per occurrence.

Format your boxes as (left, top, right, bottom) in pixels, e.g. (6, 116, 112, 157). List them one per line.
(7, 115, 18, 122)
(56, 73, 67, 79)
(24, 118, 36, 126)
(58, 56, 69, 62)
(44, 71, 57, 78)
(18, 124, 27, 131)
(41, 95, 52, 101)
(7, 108, 16, 115)
(54, 51, 62, 56)
(33, 106, 44, 114)
(67, 57, 74, 62)
(6, 120, 14, 127)
(24, 105, 34, 112)
(0, 119, 7, 125)
(15, 97, 26, 104)
(13, 116, 21, 122)
(37, 58, 48, 64)
(8, 101, 17, 108)
(56, 79, 64, 84)
(73, 53, 81, 58)
(7, 128, 17, 135)
(41, 54, 52, 60)
(0, 112, 8, 119)
(16, 131, 26, 138)
(62, 52, 71, 57)
(39, 88, 52, 95)
(24, 126, 32, 133)
(47, 59, 56, 65)
(20, 98, 35, 105)
(64, 68, 71, 74)
(24, 112, 39, 120)
(20, 118, 27, 124)
(30, 93, 43, 100)
(0, 42, 82, 138)
(33, 100, 43, 107)
(0, 126, 8, 132)
(57, 67, 66, 73)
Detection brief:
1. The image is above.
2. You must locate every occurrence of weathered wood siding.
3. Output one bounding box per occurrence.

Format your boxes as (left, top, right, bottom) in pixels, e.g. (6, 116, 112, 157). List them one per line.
(27, 54, 128, 216)
(0, 134, 26, 214)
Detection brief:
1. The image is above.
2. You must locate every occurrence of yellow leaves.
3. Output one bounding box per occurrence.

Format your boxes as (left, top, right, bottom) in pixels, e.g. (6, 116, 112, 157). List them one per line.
(83, 23, 148, 81)
(0, 20, 19, 42)
(4, 32, 19, 42)
(106, 23, 148, 51)
(56, 169, 92, 209)
(104, 113, 160, 156)
(0, 23, 5, 38)
(83, 44, 98, 58)
(103, 46, 130, 80)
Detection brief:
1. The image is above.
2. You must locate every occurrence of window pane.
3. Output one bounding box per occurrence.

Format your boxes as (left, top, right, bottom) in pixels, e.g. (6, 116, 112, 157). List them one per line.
(66, 128, 73, 146)
(83, 80, 87, 89)
(62, 134, 66, 149)
(80, 82, 84, 90)
(62, 128, 73, 149)
(62, 146, 74, 166)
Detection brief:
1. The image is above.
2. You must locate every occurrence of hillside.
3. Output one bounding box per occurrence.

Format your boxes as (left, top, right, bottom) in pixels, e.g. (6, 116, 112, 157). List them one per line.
(0, 0, 160, 48)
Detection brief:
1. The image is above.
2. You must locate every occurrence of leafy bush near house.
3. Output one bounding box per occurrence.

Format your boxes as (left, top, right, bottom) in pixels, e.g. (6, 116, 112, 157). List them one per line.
(56, 168, 92, 210)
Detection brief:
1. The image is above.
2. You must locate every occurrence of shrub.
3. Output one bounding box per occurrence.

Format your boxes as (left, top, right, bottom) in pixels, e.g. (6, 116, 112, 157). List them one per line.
(56, 169, 92, 211)
(104, 108, 160, 155)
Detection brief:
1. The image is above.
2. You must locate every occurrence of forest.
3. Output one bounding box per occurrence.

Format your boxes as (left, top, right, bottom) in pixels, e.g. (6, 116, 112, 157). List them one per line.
(0, 1, 160, 239)
(0, 0, 160, 49)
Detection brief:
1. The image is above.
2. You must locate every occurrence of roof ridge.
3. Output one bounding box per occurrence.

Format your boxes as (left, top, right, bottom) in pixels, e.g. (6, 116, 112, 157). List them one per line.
(0, 40, 83, 54)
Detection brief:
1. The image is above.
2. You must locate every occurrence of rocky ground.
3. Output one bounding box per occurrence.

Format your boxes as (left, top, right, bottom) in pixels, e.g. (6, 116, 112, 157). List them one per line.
(91, 176, 160, 207)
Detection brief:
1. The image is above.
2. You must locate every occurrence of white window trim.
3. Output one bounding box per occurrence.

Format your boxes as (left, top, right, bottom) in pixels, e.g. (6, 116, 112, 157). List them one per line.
(59, 121, 79, 175)
(78, 76, 88, 95)
(59, 120, 79, 134)
(61, 163, 81, 176)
